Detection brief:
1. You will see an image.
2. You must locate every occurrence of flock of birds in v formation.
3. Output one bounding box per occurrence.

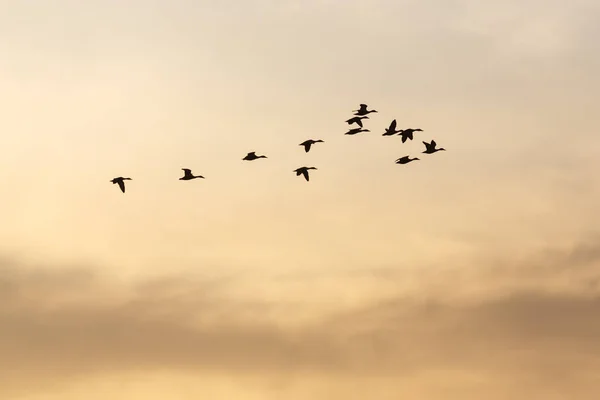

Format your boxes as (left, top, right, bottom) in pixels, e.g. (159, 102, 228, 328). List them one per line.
(110, 103, 446, 193)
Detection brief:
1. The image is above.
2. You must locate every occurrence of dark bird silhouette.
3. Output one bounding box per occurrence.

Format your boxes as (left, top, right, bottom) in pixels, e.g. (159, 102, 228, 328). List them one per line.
(294, 166, 317, 182)
(345, 127, 370, 135)
(299, 139, 324, 153)
(398, 128, 423, 143)
(353, 104, 378, 116)
(243, 152, 267, 160)
(395, 156, 419, 165)
(110, 177, 131, 193)
(345, 116, 369, 127)
(382, 119, 402, 136)
(179, 168, 205, 180)
(422, 140, 446, 154)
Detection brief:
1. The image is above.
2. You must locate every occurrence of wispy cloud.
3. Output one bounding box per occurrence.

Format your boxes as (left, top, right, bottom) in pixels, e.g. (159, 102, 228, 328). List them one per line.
(1, 238, 599, 398)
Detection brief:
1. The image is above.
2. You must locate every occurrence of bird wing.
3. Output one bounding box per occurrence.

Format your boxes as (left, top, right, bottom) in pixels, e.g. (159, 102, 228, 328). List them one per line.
(302, 170, 309, 181)
(356, 118, 363, 127)
(304, 143, 311, 152)
(431, 140, 436, 147)
(117, 180, 125, 193)
(402, 134, 408, 143)
(389, 119, 396, 130)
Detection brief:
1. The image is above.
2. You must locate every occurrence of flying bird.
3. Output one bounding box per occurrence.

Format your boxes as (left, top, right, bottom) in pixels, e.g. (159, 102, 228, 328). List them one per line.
(110, 177, 132, 193)
(345, 116, 369, 128)
(243, 152, 267, 161)
(345, 127, 370, 135)
(299, 139, 324, 153)
(353, 104, 378, 116)
(383, 119, 402, 136)
(422, 140, 446, 154)
(399, 128, 423, 143)
(179, 168, 205, 180)
(395, 156, 419, 165)
(294, 166, 317, 182)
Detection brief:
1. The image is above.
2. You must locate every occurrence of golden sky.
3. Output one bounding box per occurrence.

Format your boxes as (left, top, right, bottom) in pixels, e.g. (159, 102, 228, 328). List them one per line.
(1, 0, 599, 398)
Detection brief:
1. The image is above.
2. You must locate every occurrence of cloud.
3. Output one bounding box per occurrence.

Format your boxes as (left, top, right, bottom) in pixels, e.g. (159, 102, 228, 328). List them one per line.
(1, 239, 600, 398)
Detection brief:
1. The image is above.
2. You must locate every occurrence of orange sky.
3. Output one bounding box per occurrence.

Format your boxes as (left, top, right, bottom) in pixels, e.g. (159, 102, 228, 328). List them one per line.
(1, 0, 599, 398)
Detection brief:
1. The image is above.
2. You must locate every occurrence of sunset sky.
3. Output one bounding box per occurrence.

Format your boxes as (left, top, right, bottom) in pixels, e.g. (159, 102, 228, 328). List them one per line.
(1, 0, 599, 398)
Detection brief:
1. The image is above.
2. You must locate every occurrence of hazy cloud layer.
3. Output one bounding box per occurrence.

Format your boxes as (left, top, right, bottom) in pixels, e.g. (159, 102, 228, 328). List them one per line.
(2, 239, 599, 399)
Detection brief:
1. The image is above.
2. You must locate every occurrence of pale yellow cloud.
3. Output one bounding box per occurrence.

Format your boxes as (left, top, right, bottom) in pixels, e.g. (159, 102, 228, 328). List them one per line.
(1, 237, 600, 398)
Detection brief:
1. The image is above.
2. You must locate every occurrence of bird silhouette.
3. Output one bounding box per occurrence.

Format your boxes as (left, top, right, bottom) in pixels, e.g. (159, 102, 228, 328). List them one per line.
(345, 116, 369, 128)
(299, 139, 324, 153)
(353, 104, 378, 116)
(179, 168, 205, 180)
(382, 119, 402, 136)
(395, 156, 419, 165)
(294, 166, 317, 182)
(398, 128, 423, 143)
(110, 177, 132, 193)
(243, 152, 267, 160)
(345, 127, 370, 135)
(422, 140, 446, 154)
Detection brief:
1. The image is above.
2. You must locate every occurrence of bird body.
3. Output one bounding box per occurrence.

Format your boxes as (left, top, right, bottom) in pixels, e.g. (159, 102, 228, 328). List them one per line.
(399, 128, 423, 143)
(422, 140, 446, 154)
(353, 104, 377, 116)
(345, 128, 370, 135)
(395, 156, 419, 165)
(383, 119, 402, 136)
(294, 166, 317, 182)
(345, 116, 368, 127)
(299, 139, 324, 153)
(179, 168, 205, 180)
(243, 152, 267, 161)
(110, 177, 132, 193)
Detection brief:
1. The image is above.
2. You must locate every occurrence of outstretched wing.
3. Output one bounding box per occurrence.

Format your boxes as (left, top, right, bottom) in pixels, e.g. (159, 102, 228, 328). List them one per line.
(304, 143, 311, 152)
(389, 119, 396, 131)
(118, 180, 125, 193)
(402, 133, 408, 143)
(356, 118, 363, 128)
(302, 169, 309, 182)
(431, 140, 436, 147)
